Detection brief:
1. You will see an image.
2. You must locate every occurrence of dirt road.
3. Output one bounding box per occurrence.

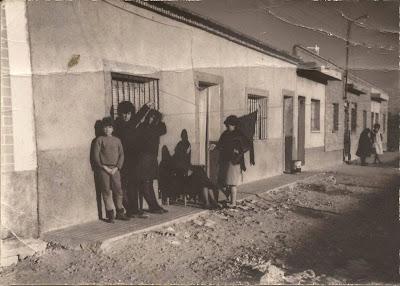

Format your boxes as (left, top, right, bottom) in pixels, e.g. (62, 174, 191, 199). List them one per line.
(1, 160, 399, 285)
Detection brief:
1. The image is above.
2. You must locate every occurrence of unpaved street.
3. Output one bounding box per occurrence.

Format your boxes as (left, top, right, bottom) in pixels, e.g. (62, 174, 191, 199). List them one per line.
(1, 161, 399, 285)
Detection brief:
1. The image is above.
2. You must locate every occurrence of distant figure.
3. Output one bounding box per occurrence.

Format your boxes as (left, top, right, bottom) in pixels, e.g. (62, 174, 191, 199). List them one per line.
(174, 129, 191, 175)
(210, 115, 250, 207)
(90, 120, 104, 219)
(136, 110, 168, 214)
(356, 128, 373, 166)
(371, 123, 383, 164)
(92, 117, 130, 223)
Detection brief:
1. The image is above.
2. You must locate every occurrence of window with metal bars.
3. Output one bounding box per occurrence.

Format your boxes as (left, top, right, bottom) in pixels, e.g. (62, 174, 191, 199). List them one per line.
(383, 113, 386, 132)
(332, 103, 339, 132)
(111, 72, 159, 118)
(350, 103, 357, 132)
(311, 99, 320, 131)
(247, 94, 268, 140)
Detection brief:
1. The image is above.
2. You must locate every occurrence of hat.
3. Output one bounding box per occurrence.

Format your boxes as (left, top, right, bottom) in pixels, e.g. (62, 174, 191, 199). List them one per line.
(224, 115, 239, 126)
(117, 101, 135, 114)
(101, 117, 113, 127)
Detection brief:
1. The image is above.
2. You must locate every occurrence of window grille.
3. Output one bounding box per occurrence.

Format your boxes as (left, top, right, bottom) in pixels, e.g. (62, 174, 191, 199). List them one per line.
(247, 94, 268, 139)
(311, 99, 320, 131)
(111, 72, 159, 118)
(383, 114, 386, 132)
(332, 103, 339, 132)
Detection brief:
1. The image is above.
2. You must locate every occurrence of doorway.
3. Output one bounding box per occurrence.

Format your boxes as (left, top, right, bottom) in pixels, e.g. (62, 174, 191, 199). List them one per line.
(297, 96, 306, 165)
(283, 96, 294, 173)
(197, 82, 221, 180)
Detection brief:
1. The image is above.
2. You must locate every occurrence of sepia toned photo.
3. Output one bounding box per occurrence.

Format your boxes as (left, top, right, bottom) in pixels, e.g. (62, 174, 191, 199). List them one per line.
(0, 0, 399, 284)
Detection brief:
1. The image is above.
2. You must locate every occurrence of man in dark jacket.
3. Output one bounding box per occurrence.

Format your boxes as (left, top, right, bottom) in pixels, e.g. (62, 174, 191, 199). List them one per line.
(113, 101, 152, 218)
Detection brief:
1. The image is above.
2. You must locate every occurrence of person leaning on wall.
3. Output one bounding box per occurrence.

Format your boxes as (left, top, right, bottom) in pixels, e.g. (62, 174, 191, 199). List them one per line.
(113, 101, 153, 218)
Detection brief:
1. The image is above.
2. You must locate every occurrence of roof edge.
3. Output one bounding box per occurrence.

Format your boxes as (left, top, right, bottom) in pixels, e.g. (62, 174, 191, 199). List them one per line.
(125, 0, 299, 65)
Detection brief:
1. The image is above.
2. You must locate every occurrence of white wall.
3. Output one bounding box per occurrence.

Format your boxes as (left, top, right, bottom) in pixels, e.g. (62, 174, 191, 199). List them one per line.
(296, 77, 325, 148)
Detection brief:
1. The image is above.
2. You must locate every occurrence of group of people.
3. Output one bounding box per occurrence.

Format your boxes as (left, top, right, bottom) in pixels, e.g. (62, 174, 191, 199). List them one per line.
(91, 101, 251, 223)
(356, 123, 384, 166)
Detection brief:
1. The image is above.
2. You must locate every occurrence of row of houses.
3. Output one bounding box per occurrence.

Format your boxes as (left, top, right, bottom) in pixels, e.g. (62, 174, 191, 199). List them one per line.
(0, 0, 388, 240)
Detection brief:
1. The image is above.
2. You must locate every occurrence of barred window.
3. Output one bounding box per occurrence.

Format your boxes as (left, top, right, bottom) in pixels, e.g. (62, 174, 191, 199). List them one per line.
(362, 110, 367, 130)
(383, 113, 386, 132)
(111, 72, 159, 118)
(247, 94, 268, 139)
(332, 103, 339, 132)
(311, 99, 320, 131)
(351, 103, 357, 132)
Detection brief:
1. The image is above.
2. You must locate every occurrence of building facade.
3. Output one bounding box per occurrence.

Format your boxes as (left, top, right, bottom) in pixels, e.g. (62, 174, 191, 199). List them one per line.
(0, 0, 389, 241)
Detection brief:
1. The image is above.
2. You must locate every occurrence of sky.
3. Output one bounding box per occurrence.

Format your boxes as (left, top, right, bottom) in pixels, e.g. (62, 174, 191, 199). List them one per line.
(175, 0, 399, 111)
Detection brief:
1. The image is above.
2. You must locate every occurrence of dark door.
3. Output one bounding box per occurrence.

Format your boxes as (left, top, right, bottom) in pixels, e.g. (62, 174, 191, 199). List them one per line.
(297, 97, 306, 165)
(283, 96, 294, 173)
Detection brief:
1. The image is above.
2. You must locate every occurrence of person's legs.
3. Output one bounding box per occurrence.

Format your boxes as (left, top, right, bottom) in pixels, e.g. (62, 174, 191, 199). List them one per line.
(360, 156, 366, 166)
(111, 170, 129, 220)
(230, 185, 238, 207)
(97, 169, 115, 223)
(141, 180, 167, 213)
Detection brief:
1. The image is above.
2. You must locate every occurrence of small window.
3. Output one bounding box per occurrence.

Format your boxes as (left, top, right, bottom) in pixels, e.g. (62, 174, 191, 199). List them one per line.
(351, 103, 357, 132)
(247, 94, 268, 139)
(371, 112, 374, 128)
(311, 99, 320, 131)
(363, 110, 367, 130)
(332, 103, 339, 132)
(111, 72, 159, 119)
(383, 113, 386, 132)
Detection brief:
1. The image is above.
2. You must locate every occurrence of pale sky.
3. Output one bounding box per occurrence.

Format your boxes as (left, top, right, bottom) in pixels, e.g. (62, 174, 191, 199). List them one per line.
(176, 0, 399, 109)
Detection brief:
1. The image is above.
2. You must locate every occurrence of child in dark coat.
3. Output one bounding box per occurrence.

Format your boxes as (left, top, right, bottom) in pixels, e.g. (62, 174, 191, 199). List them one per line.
(356, 128, 373, 166)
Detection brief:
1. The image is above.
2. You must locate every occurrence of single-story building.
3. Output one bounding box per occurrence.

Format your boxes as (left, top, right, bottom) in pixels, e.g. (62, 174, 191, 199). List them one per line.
(0, 0, 389, 242)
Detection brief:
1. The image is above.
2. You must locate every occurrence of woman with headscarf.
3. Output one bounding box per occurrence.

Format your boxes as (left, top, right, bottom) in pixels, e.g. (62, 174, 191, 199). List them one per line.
(356, 128, 373, 166)
(210, 115, 251, 207)
(136, 109, 168, 213)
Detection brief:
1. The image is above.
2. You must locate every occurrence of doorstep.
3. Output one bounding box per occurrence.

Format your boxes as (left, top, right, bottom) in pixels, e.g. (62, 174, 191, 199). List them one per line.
(42, 171, 318, 253)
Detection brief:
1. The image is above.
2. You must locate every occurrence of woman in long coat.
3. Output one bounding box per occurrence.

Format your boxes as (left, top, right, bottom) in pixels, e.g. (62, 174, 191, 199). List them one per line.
(211, 115, 250, 207)
(136, 110, 168, 213)
(371, 123, 383, 164)
(356, 128, 373, 166)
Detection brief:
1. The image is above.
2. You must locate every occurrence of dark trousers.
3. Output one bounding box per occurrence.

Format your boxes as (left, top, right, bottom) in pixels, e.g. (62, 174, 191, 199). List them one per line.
(121, 166, 141, 214)
(140, 180, 161, 210)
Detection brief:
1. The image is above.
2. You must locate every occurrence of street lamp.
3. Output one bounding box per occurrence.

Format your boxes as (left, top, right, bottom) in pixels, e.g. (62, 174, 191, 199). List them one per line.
(343, 14, 368, 163)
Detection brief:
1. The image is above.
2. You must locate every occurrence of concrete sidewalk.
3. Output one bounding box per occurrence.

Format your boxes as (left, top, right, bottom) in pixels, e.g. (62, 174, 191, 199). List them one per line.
(42, 170, 318, 252)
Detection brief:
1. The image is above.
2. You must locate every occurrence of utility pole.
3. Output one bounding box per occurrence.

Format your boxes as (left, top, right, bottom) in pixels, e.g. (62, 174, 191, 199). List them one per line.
(343, 14, 368, 163)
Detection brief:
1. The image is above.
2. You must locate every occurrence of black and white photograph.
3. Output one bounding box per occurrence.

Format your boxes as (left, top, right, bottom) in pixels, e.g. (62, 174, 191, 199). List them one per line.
(0, 0, 399, 284)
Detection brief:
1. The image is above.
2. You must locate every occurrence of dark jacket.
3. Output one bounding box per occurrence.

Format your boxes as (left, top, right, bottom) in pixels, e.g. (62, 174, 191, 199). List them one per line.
(135, 120, 167, 180)
(173, 140, 191, 173)
(216, 129, 251, 171)
(113, 105, 149, 167)
(356, 128, 373, 158)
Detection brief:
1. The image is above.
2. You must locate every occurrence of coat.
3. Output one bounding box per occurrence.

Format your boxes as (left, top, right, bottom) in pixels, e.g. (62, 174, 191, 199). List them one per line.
(135, 120, 167, 181)
(356, 128, 373, 158)
(113, 104, 150, 169)
(216, 129, 251, 171)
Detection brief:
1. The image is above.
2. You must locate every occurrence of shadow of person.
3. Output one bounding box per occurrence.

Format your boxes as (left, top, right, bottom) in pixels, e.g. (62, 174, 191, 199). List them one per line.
(90, 120, 104, 220)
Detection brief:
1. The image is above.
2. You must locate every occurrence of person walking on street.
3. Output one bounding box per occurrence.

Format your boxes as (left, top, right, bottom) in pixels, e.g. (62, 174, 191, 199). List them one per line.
(210, 115, 250, 208)
(92, 117, 130, 223)
(371, 123, 383, 164)
(356, 128, 373, 166)
(113, 101, 152, 218)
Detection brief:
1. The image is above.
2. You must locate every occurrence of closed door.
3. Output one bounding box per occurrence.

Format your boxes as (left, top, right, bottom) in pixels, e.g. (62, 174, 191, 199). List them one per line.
(283, 96, 294, 173)
(297, 97, 306, 165)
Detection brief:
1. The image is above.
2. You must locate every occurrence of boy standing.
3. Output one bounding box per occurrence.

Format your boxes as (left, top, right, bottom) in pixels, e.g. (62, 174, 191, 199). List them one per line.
(93, 117, 130, 223)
